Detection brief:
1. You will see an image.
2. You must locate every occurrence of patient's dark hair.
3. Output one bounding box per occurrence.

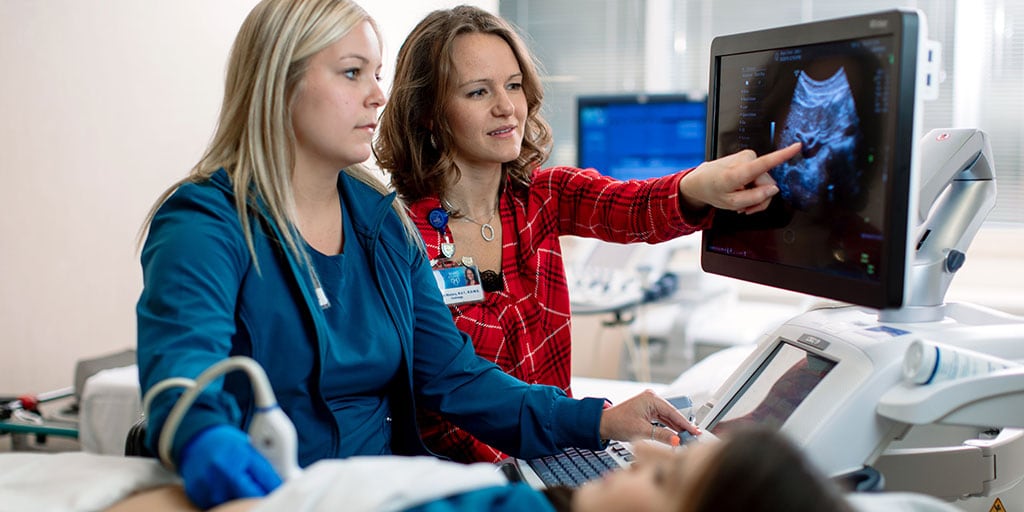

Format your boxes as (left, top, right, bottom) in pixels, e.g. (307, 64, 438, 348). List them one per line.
(679, 427, 855, 512)
(543, 427, 852, 512)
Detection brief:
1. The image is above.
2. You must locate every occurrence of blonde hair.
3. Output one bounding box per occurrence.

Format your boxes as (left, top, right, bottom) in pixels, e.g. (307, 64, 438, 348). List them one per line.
(140, 0, 414, 264)
(374, 5, 552, 204)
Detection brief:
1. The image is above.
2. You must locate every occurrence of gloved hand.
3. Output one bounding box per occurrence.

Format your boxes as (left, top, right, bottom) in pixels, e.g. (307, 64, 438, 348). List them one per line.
(178, 424, 283, 509)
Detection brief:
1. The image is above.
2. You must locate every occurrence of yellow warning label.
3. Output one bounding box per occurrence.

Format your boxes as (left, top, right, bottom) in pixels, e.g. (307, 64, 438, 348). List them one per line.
(990, 497, 1005, 512)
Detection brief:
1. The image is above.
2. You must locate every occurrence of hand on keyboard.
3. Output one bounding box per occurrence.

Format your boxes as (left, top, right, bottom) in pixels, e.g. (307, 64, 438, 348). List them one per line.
(598, 390, 701, 446)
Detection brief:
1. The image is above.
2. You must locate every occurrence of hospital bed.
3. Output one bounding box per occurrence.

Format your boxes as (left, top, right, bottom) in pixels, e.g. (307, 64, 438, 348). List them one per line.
(0, 444, 962, 512)
(24, 342, 976, 512)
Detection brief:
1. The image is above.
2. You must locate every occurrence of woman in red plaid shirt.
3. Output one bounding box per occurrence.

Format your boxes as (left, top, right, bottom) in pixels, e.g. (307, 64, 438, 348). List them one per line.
(375, 6, 801, 463)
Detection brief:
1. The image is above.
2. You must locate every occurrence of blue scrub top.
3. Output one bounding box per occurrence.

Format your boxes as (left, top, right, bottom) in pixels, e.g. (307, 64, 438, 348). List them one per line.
(308, 195, 401, 456)
(138, 169, 607, 467)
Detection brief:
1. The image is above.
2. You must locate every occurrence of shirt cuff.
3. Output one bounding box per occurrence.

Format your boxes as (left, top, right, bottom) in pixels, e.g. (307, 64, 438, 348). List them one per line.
(551, 396, 606, 450)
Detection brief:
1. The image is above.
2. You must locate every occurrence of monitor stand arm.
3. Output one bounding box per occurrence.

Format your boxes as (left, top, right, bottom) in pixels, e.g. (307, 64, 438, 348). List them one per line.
(879, 128, 996, 323)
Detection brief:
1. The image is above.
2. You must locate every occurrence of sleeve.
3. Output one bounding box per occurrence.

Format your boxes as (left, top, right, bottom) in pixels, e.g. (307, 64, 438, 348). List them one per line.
(136, 185, 250, 466)
(533, 166, 713, 242)
(403, 484, 556, 512)
(418, 408, 510, 463)
(404, 247, 606, 459)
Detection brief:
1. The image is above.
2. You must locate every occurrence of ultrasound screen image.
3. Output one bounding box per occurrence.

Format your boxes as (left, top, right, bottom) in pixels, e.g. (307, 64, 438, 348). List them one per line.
(773, 68, 863, 211)
(709, 36, 897, 282)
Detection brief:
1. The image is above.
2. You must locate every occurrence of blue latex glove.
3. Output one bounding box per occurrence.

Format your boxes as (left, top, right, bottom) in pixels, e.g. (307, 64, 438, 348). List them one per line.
(178, 424, 283, 509)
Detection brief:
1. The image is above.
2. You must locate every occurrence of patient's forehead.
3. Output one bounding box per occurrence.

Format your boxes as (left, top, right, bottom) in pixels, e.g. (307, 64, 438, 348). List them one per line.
(635, 437, 721, 464)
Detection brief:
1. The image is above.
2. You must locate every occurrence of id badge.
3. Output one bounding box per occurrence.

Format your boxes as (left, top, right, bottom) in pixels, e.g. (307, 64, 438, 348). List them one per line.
(431, 260, 484, 305)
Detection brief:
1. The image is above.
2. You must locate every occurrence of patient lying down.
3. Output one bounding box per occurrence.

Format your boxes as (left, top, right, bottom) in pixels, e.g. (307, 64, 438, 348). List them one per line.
(96, 427, 856, 512)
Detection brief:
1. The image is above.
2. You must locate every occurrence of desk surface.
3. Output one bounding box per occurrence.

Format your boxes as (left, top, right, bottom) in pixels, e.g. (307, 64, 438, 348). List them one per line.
(571, 376, 668, 404)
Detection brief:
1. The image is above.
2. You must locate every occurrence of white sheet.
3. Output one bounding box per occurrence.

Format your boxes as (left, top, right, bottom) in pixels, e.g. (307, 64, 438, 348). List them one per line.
(252, 456, 506, 512)
(0, 452, 503, 512)
(0, 452, 179, 512)
(0, 451, 964, 512)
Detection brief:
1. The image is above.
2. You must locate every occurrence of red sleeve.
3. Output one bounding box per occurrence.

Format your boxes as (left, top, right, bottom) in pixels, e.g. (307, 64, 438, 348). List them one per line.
(417, 409, 510, 463)
(530, 166, 713, 242)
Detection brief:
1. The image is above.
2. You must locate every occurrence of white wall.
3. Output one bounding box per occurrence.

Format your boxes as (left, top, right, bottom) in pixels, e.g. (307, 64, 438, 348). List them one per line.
(0, 0, 496, 394)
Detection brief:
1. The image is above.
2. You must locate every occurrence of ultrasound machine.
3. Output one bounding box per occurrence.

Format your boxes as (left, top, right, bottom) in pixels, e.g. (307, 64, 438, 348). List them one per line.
(697, 9, 1024, 511)
(510, 9, 1024, 511)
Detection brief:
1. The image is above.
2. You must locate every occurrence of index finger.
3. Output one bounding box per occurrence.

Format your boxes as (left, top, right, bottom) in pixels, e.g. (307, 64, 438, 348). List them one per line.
(730, 142, 801, 185)
(654, 397, 701, 436)
(751, 142, 802, 174)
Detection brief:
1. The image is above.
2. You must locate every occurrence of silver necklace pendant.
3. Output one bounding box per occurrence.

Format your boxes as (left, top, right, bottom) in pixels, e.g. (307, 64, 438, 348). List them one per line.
(480, 223, 495, 242)
(440, 196, 498, 242)
(440, 242, 456, 258)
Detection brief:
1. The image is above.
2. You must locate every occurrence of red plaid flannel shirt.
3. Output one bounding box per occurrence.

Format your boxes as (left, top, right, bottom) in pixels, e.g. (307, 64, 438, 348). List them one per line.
(407, 166, 712, 463)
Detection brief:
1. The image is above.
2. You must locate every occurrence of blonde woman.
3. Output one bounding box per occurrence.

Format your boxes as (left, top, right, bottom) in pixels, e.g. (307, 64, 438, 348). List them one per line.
(136, 0, 697, 508)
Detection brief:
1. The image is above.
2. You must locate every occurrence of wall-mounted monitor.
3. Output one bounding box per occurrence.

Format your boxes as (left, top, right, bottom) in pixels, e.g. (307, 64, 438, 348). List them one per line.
(701, 10, 926, 310)
(577, 94, 706, 181)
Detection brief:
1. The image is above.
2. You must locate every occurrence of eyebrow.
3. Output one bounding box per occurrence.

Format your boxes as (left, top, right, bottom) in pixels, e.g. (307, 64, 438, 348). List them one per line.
(457, 72, 523, 89)
(338, 54, 370, 63)
(668, 451, 688, 487)
(336, 54, 383, 72)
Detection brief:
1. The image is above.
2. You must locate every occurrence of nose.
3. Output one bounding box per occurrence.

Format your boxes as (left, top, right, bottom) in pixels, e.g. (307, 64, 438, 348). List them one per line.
(368, 79, 386, 108)
(492, 89, 514, 117)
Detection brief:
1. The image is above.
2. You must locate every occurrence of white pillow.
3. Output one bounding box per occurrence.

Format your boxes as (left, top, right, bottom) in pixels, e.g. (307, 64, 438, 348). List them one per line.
(847, 492, 964, 512)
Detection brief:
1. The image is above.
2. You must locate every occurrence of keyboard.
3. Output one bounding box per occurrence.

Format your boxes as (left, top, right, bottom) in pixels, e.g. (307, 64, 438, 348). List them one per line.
(502, 397, 696, 488)
(517, 441, 635, 488)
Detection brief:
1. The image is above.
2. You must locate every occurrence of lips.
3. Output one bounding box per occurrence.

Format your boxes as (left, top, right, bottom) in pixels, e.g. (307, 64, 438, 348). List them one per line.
(487, 125, 516, 136)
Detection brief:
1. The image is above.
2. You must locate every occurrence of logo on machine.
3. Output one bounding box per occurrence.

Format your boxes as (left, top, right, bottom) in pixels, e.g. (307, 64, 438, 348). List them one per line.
(869, 19, 888, 29)
(798, 334, 831, 350)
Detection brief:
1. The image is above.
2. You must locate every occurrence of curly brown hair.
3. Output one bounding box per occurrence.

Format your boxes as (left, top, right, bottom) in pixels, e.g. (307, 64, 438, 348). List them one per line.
(374, 5, 552, 204)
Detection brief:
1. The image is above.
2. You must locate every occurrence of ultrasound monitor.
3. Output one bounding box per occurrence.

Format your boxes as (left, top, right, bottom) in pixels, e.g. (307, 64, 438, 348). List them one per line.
(701, 10, 927, 310)
(577, 94, 706, 181)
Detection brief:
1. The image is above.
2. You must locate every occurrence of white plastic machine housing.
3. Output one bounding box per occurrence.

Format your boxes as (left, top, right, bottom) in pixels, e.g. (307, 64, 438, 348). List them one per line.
(693, 128, 1024, 510)
(693, 303, 1024, 482)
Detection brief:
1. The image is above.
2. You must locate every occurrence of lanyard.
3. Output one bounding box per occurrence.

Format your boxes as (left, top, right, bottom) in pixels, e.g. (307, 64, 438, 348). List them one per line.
(428, 207, 455, 259)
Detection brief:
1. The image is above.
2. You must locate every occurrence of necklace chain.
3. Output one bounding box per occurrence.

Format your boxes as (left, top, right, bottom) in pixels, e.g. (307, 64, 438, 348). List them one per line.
(441, 197, 498, 242)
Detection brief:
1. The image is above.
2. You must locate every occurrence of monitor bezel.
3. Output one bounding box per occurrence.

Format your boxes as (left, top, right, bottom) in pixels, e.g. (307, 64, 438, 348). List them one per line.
(700, 10, 922, 310)
(576, 93, 707, 179)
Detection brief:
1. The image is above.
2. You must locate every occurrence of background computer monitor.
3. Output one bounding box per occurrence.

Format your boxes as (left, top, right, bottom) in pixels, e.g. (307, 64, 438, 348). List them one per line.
(577, 94, 706, 181)
(700, 10, 925, 310)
